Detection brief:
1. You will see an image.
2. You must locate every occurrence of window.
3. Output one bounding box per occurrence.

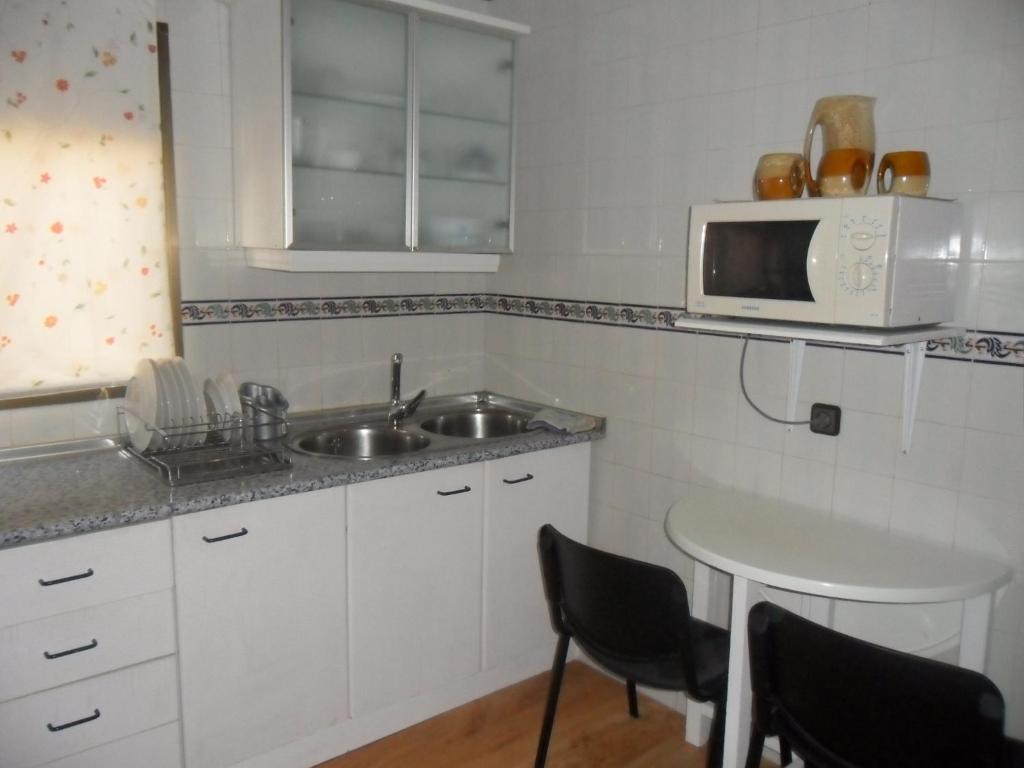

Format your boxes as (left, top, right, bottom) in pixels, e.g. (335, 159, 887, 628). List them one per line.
(0, 2, 179, 408)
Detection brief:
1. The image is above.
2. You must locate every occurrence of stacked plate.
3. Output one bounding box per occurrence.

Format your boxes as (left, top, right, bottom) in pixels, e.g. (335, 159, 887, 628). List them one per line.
(124, 357, 207, 452)
(203, 372, 242, 443)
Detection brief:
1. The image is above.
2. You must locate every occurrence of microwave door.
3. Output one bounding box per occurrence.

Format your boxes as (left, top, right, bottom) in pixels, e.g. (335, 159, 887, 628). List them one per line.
(700, 219, 836, 323)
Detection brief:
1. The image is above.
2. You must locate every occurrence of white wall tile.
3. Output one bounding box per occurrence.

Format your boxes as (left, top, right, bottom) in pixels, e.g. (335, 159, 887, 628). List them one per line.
(836, 410, 899, 476)
(841, 349, 903, 417)
(890, 480, 958, 546)
(893, 421, 965, 491)
(780, 454, 835, 513)
(832, 466, 892, 528)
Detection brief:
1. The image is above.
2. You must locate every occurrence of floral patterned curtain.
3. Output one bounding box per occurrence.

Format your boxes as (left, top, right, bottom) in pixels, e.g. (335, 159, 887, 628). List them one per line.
(0, 0, 174, 397)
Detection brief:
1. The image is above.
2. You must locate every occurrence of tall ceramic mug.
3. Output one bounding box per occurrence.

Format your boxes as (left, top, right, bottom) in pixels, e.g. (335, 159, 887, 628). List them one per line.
(754, 153, 806, 200)
(817, 148, 873, 197)
(877, 151, 930, 197)
(803, 95, 876, 197)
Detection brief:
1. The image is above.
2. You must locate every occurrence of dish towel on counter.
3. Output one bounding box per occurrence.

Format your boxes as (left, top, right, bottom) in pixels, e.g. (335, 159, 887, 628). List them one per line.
(527, 408, 599, 434)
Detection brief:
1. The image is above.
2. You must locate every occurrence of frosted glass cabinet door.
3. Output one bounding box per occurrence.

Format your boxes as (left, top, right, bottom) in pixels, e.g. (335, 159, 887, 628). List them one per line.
(417, 19, 513, 252)
(291, 0, 408, 249)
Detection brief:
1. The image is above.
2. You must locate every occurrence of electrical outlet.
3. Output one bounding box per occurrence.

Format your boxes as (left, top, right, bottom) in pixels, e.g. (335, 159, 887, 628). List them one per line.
(810, 403, 841, 436)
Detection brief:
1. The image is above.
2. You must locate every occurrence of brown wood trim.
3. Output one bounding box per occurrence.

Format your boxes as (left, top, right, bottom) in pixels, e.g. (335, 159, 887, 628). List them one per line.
(0, 386, 128, 411)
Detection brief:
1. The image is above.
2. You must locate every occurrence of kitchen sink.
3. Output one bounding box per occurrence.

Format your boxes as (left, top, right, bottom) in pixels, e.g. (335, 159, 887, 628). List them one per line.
(419, 407, 532, 439)
(288, 426, 430, 460)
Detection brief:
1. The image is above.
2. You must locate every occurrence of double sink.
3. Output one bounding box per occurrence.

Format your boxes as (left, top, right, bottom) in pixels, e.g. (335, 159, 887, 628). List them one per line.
(286, 393, 539, 460)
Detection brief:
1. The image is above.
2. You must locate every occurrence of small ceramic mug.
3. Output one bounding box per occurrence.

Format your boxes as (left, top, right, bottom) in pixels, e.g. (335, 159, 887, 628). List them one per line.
(817, 148, 874, 197)
(877, 150, 930, 197)
(754, 153, 806, 200)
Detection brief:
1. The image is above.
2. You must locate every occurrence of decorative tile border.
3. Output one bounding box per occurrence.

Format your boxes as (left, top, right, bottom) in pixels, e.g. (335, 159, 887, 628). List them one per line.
(180, 295, 1024, 367)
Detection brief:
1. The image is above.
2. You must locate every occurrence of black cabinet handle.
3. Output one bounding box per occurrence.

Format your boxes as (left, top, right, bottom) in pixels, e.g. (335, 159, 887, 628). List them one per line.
(203, 527, 248, 543)
(503, 473, 534, 485)
(437, 485, 471, 497)
(39, 568, 94, 587)
(44, 638, 98, 660)
(47, 708, 100, 732)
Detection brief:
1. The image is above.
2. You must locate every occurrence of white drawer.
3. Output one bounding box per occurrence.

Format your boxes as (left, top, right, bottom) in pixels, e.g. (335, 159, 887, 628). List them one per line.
(0, 590, 177, 702)
(0, 656, 179, 768)
(0, 522, 173, 629)
(40, 722, 181, 768)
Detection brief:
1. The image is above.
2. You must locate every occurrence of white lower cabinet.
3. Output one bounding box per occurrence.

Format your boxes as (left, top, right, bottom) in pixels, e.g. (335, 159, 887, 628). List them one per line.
(347, 464, 485, 718)
(39, 723, 182, 768)
(173, 488, 348, 768)
(0, 657, 178, 768)
(482, 442, 591, 670)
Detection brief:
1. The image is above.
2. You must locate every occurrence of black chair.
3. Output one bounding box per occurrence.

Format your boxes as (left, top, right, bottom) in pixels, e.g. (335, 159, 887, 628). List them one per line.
(534, 524, 729, 768)
(745, 601, 1024, 768)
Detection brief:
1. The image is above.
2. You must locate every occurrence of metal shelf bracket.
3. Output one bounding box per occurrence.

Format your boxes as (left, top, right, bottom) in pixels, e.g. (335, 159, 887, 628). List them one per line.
(785, 339, 806, 431)
(901, 341, 927, 453)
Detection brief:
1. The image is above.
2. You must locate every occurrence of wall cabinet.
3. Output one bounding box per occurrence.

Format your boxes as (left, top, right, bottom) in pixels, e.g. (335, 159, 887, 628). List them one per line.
(347, 463, 484, 717)
(230, 0, 529, 272)
(173, 488, 348, 768)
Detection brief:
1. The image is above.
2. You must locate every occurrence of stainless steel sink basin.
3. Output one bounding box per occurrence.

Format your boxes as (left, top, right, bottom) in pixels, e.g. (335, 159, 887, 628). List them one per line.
(288, 426, 430, 459)
(419, 408, 531, 439)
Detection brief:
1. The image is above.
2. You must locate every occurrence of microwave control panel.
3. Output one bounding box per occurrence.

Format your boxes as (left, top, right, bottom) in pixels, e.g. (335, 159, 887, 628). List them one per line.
(838, 214, 887, 294)
(834, 199, 894, 324)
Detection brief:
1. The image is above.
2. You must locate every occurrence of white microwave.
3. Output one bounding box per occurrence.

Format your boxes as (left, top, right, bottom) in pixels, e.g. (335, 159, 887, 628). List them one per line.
(686, 197, 961, 328)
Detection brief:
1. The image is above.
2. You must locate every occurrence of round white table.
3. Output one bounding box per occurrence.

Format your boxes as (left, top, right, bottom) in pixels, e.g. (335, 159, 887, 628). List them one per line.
(665, 486, 1012, 768)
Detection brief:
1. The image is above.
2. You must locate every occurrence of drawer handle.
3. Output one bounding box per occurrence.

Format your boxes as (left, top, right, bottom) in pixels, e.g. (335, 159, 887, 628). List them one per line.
(38, 568, 94, 587)
(203, 527, 249, 543)
(44, 638, 98, 660)
(47, 708, 100, 732)
(503, 473, 534, 485)
(437, 485, 471, 497)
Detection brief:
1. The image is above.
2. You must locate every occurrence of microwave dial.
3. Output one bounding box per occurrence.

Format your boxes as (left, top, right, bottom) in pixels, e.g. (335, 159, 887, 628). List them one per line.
(842, 260, 879, 293)
(842, 217, 885, 251)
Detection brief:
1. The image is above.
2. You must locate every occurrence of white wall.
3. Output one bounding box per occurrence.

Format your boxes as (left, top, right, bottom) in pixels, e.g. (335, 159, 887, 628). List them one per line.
(484, 0, 1024, 735)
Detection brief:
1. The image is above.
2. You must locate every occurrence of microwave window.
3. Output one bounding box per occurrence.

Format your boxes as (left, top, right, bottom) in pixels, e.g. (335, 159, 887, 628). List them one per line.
(702, 220, 819, 302)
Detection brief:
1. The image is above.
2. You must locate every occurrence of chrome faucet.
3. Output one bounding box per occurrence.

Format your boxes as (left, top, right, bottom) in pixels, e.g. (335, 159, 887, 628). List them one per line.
(388, 353, 426, 428)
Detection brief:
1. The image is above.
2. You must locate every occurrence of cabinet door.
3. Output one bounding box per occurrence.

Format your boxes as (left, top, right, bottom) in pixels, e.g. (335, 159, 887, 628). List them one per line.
(347, 464, 484, 717)
(173, 489, 347, 768)
(291, 0, 409, 249)
(482, 443, 591, 670)
(416, 19, 514, 253)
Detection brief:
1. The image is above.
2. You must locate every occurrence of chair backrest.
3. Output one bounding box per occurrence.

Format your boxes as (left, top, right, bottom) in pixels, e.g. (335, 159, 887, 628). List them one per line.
(747, 601, 1007, 768)
(537, 524, 698, 687)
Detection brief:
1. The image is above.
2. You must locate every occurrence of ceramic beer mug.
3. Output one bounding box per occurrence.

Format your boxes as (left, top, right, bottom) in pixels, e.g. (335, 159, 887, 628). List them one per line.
(817, 148, 873, 197)
(754, 153, 806, 200)
(877, 150, 930, 197)
(803, 95, 876, 197)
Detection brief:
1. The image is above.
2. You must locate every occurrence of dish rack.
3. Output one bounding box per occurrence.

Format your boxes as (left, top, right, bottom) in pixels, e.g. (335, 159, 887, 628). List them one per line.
(118, 406, 292, 486)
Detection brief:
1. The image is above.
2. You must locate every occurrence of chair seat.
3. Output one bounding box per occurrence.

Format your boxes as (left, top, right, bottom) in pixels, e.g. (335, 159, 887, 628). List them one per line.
(575, 617, 729, 702)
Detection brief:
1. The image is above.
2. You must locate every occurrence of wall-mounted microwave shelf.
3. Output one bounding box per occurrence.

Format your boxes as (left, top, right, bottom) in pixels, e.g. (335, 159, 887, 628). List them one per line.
(673, 316, 965, 454)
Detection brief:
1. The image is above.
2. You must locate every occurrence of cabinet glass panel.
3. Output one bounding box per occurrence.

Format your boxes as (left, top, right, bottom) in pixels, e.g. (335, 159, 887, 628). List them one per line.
(417, 20, 513, 252)
(291, 0, 407, 249)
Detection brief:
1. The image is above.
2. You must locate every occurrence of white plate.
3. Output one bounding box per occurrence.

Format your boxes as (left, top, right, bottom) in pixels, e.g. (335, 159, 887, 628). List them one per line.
(132, 359, 167, 451)
(154, 359, 183, 449)
(172, 358, 204, 447)
(204, 378, 233, 443)
(213, 372, 242, 440)
(125, 364, 158, 452)
(214, 372, 241, 416)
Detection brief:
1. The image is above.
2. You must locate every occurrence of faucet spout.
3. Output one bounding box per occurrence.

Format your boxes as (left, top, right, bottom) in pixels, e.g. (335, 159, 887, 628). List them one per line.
(387, 353, 426, 427)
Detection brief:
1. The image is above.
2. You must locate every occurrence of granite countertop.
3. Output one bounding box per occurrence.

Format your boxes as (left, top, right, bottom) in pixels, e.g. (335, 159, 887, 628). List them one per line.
(0, 393, 604, 550)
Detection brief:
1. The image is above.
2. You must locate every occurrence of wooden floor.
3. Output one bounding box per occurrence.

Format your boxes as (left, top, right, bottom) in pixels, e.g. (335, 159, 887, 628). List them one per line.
(318, 661, 771, 768)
